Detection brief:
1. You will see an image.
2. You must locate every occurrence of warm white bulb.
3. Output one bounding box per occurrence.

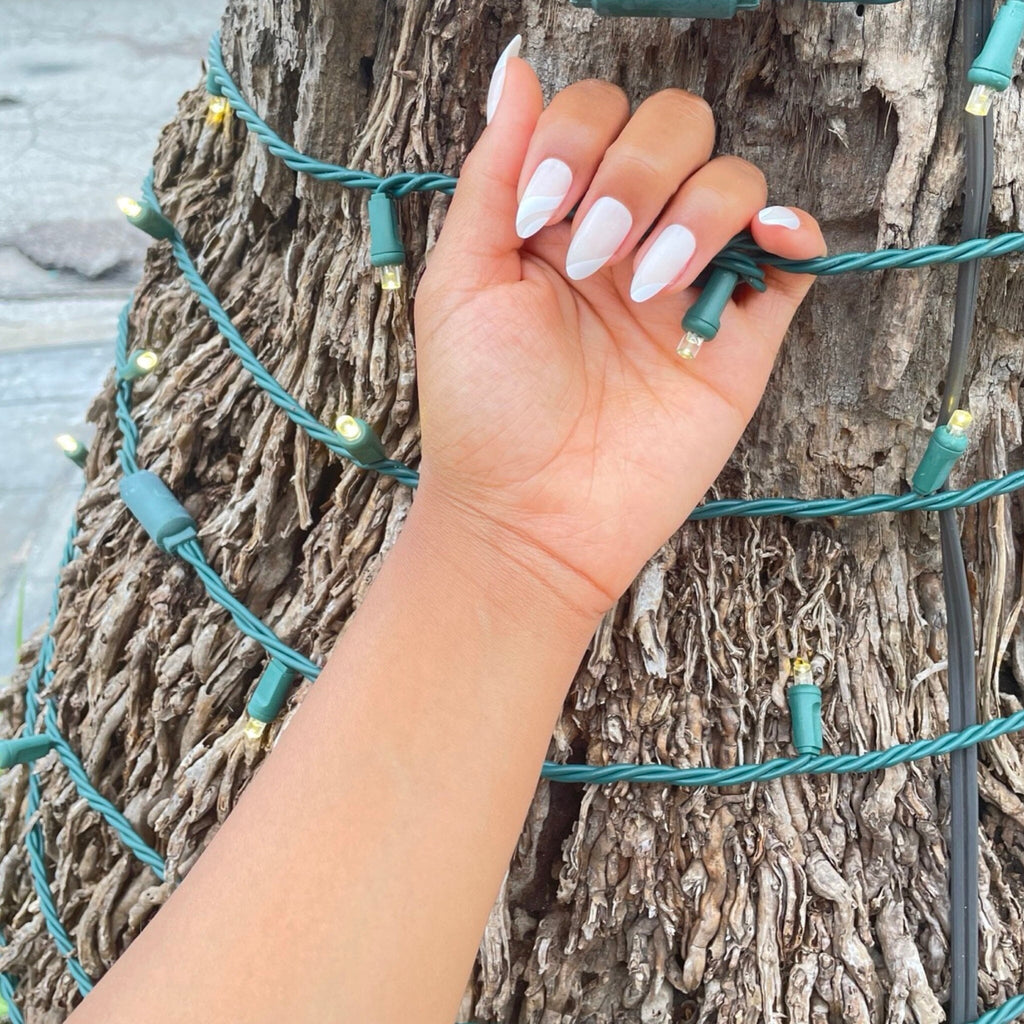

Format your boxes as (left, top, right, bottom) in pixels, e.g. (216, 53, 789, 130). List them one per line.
(206, 96, 230, 124)
(135, 350, 159, 373)
(55, 433, 79, 453)
(117, 196, 142, 218)
(335, 415, 363, 442)
(792, 658, 813, 686)
(965, 83, 996, 117)
(677, 331, 704, 360)
(379, 265, 402, 291)
(243, 717, 266, 741)
(947, 409, 973, 436)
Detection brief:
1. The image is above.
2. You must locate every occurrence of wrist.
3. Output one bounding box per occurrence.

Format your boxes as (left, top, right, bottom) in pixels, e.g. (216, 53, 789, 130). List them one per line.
(399, 483, 612, 641)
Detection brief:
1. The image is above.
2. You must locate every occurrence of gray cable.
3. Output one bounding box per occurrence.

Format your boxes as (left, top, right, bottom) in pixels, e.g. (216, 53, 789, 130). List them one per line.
(943, 0, 993, 1019)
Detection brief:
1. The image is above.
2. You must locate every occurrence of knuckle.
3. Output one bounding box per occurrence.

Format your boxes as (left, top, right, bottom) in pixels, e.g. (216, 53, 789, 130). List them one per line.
(717, 155, 768, 198)
(609, 147, 666, 183)
(564, 78, 630, 119)
(653, 89, 715, 141)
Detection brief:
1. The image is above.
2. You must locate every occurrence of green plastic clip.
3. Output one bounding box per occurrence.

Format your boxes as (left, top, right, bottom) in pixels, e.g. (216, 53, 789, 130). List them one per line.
(246, 659, 299, 726)
(0, 735, 55, 770)
(117, 197, 176, 241)
(911, 410, 972, 496)
(787, 658, 822, 755)
(368, 192, 406, 290)
(570, 0, 757, 16)
(119, 471, 198, 553)
(334, 415, 388, 465)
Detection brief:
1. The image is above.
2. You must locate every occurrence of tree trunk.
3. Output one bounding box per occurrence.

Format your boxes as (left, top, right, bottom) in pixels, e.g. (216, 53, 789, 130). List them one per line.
(3, 0, 1024, 1020)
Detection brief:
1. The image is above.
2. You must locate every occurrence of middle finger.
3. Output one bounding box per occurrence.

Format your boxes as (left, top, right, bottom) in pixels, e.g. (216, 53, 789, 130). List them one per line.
(565, 89, 715, 281)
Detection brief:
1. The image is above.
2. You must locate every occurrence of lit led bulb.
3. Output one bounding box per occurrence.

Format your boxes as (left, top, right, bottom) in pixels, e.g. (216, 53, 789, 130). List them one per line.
(243, 717, 267, 741)
(947, 409, 973, 436)
(965, 83, 997, 117)
(117, 196, 142, 218)
(335, 414, 364, 442)
(677, 331, 704, 360)
(792, 657, 813, 686)
(55, 433, 88, 468)
(206, 95, 230, 125)
(379, 265, 403, 291)
(120, 349, 160, 382)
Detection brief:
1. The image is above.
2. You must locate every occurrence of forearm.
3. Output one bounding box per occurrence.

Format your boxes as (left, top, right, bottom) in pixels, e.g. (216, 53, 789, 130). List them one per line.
(68, 492, 599, 1024)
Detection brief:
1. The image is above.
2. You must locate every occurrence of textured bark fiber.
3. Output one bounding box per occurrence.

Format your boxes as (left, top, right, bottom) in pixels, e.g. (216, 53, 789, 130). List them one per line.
(2, 0, 1024, 1021)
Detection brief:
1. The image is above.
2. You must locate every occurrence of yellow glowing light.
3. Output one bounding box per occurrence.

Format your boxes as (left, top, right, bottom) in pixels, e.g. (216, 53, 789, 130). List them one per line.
(335, 415, 363, 442)
(243, 717, 266, 741)
(55, 434, 79, 453)
(135, 350, 159, 373)
(948, 409, 973, 436)
(379, 265, 403, 291)
(206, 96, 230, 125)
(792, 657, 813, 686)
(676, 331, 704, 360)
(117, 196, 142, 218)
(965, 83, 995, 117)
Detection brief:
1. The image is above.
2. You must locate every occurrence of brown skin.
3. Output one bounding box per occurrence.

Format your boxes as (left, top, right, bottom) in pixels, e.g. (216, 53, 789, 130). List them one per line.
(68, 54, 824, 1024)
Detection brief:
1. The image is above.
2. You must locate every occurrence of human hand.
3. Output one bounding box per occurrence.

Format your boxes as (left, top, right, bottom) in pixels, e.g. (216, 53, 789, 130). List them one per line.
(412, 37, 825, 623)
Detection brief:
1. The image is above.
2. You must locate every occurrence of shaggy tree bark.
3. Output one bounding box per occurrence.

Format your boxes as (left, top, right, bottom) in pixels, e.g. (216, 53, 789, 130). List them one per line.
(3, 0, 1024, 1021)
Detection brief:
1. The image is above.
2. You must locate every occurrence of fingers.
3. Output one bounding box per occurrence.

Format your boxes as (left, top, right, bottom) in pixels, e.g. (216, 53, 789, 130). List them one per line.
(561, 90, 716, 280)
(737, 206, 827, 334)
(628, 156, 766, 302)
(432, 39, 544, 291)
(514, 80, 630, 239)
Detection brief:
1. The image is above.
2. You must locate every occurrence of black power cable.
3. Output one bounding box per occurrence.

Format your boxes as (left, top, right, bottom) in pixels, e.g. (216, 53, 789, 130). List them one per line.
(943, 0, 994, 1019)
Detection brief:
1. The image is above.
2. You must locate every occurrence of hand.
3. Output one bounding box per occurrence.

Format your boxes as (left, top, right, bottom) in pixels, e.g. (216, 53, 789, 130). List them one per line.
(412, 38, 825, 623)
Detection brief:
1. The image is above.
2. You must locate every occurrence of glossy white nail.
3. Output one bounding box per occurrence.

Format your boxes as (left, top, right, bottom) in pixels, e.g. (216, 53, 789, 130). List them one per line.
(516, 158, 573, 238)
(757, 206, 800, 230)
(486, 35, 522, 124)
(629, 224, 697, 302)
(565, 197, 633, 280)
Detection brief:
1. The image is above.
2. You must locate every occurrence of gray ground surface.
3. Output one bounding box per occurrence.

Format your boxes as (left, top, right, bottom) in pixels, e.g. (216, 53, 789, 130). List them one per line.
(0, 0, 224, 673)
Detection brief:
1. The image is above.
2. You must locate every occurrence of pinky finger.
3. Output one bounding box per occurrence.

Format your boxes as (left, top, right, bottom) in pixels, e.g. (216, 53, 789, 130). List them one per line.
(736, 205, 826, 339)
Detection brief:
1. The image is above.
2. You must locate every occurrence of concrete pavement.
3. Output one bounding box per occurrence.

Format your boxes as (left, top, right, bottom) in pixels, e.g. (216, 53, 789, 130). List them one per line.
(0, 0, 224, 673)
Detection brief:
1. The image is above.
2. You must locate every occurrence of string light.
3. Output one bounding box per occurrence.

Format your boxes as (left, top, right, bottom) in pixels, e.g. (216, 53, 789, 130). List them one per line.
(787, 657, 823, 756)
(966, 0, 1024, 116)
(244, 660, 299, 741)
(0, 735, 54, 770)
(911, 409, 973, 495)
(678, 267, 741, 357)
(206, 96, 231, 125)
(367, 192, 406, 291)
(568, 0, 895, 15)
(117, 196, 175, 240)
(118, 349, 160, 382)
(334, 414, 388, 464)
(55, 434, 88, 469)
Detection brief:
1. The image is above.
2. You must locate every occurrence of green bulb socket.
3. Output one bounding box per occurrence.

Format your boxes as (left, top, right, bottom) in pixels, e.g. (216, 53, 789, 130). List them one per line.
(682, 268, 740, 341)
(120, 199, 175, 241)
(911, 424, 970, 496)
(247, 659, 299, 724)
(119, 350, 159, 382)
(58, 438, 88, 469)
(570, 0, 757, 16)
(336, 417, 388, 465)
(367, 192, 406, 268)
(119, 470, 198, 552)
(968, 0, 1024, 89)
(787, 684, 823, 756)
(206, 67, 224, 97)
(0, 735, 55, 770)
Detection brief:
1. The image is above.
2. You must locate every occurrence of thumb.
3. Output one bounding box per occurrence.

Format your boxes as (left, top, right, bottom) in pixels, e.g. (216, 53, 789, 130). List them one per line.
(431, 39, 544, 291)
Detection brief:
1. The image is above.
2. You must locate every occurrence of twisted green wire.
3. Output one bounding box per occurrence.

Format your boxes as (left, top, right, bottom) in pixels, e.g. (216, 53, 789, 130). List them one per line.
(139, 176, 419, 488)
(207, 32, 1024, 278)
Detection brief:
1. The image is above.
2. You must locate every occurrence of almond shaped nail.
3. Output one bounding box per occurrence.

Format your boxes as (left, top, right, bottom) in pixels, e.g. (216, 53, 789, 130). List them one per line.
(486, 36, 522, 124)
(516, 158, 573, 238)
(565, 197, 633, 281)
(629, 224, 697, 303)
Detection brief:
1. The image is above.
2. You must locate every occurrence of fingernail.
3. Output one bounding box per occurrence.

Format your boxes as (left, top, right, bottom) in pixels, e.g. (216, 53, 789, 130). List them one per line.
(629, 224, 697, 302)
(757, 206, 800, 230)
(516, 158, 573, 238)
(565, 197, 633, 280)
(486, 35, 522, 124)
